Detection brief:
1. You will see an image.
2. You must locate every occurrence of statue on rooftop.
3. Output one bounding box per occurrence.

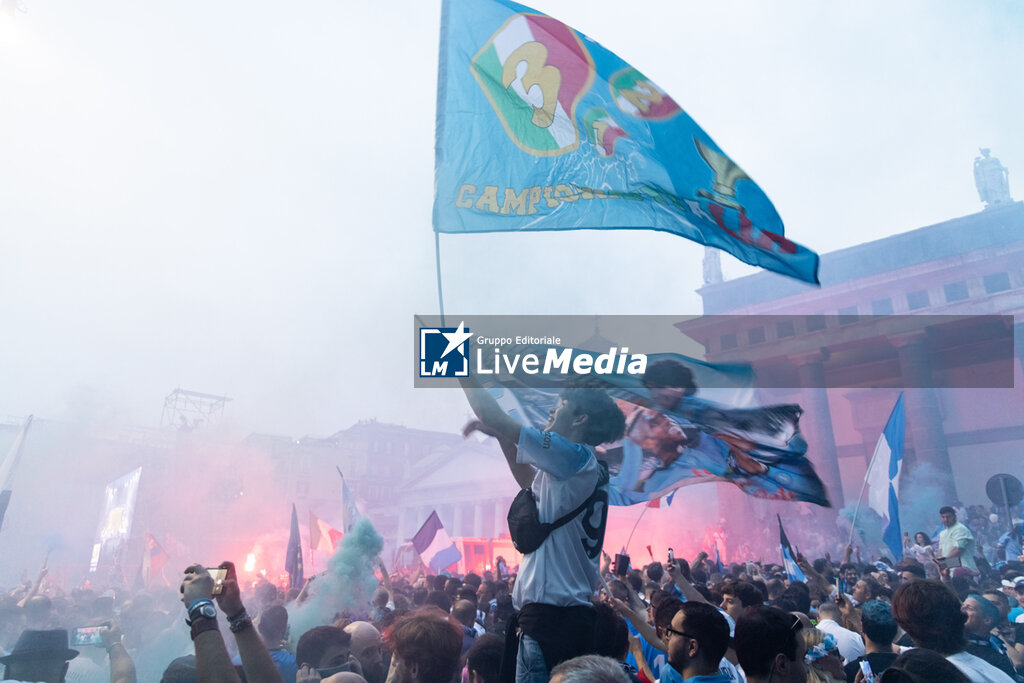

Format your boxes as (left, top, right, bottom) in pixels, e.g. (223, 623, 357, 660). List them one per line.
(974, 148, 1012, 208)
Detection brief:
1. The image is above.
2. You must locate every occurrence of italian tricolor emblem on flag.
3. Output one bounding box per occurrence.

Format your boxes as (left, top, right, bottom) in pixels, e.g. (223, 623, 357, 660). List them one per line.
(610, 66, 682, 120)
(583, 107, 628, 157)
(471, 13, 594, 156)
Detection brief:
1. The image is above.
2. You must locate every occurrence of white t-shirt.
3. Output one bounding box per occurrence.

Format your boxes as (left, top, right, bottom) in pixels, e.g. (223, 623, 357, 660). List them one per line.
(946, 651, 1015, 682)
(512, 427, 606, 609)
(816, 618, 866, 664)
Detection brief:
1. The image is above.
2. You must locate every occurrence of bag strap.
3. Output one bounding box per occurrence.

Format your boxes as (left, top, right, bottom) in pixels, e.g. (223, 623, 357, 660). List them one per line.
(547, 461, 610, 531)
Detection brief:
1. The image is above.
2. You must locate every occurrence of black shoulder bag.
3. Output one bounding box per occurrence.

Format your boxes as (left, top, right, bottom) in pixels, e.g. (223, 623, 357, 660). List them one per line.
(508, 478, 604, 554)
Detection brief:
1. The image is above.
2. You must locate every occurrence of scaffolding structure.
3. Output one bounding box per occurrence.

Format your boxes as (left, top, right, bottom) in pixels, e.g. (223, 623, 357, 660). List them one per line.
(160, 388, 231, 431)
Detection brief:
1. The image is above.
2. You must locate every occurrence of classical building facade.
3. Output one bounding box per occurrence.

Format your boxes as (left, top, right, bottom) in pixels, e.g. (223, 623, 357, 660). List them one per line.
(687, 201, 1024, 528)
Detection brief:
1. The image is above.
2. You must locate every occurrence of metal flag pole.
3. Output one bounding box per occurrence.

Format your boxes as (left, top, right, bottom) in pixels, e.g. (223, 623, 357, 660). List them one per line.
(848, 393, 904, 548)
(434, 232, 447, 326)
(625, 505, 650, 553)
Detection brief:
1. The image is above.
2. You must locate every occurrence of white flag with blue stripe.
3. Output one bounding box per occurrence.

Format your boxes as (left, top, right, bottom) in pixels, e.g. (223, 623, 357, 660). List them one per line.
(412, 510, 463, 573)
(866, 395, 905, 560)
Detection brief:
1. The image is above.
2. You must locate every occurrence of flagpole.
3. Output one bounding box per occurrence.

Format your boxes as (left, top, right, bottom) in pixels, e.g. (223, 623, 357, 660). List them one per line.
(778, 516, 787, 569)
(848, 454, 876, 548)
(433, 0, 449, 326)
(625, 505, 649, 553)
(847, 393, 905, 548)
(434, 231, 447, 325)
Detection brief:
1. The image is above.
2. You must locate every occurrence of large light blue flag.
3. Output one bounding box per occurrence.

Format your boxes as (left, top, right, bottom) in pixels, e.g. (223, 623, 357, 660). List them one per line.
(434, 0, 820, 284)
(866, 395, 905, 561)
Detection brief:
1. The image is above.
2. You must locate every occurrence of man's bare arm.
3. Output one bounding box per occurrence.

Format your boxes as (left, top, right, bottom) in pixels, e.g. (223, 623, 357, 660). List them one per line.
(611, 598, 666, 652)
(215, 562, 283, 683)
(666, 562, 709, 605)
(459, 375, 522, 444)
(100, 627, 136, 683)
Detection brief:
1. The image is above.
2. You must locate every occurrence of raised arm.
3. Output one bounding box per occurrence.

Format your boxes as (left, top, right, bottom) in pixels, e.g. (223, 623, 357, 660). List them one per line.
(16, 561, 47, 608)
(181, 565, 243, 683)
(795, 553, 832, 601)
(100, 626, 137, 683)
(666, 561, 709, 605)
(611, 597, 666, 653)
(459, 374, 522, 444)
(214, 561, 284, 683)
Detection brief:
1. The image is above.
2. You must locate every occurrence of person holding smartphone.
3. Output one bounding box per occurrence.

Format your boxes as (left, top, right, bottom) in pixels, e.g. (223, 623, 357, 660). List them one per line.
(180, 562, 284, 683)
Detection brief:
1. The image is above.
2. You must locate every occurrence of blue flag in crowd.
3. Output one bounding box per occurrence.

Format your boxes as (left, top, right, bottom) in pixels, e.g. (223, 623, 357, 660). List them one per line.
(336, 467, 362, 533)
(867, 394, 905, 561)
(778, 515, 806, 583)
(434, 0, 820, 283)
(714, 544, 724, 576)
(285, 503, 304, 589)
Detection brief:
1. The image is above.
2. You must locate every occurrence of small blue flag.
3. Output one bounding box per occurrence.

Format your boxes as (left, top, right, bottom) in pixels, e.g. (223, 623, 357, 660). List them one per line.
(434, 0, 820, 284)
(778, 515, 806, 583)
(867, 395, 905, 561)
(714, 544, 724, 576)
(285, 503, 304, 589)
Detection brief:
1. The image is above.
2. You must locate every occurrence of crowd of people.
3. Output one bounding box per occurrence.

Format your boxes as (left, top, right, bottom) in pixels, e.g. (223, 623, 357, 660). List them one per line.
(1, 380, 1022, 683)
(0, 504, 1022, 683)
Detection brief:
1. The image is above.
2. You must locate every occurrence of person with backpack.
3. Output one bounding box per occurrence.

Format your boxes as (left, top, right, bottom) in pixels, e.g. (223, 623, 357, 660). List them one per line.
(461, 375, 626, 683)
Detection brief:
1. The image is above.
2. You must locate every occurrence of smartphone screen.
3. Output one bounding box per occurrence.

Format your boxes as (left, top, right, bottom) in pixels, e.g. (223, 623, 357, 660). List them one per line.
(208, 568, 227, 595)
(859, 659, 875, 683)
(71, 626, 109, 647)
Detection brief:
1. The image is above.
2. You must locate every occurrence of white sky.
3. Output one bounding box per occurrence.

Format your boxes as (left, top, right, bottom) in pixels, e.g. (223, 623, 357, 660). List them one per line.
(0, 0, 1020, 437)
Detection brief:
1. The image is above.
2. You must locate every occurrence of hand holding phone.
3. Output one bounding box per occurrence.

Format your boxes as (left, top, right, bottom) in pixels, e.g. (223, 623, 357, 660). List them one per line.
(71, 625, 111, 647)
(859, 659, 875, 683)
(208, 568, 228, 595)
(212, 561, 244, 617)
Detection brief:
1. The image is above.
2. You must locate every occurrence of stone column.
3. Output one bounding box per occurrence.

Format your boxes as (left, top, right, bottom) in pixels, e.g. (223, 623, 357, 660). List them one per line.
(396, 507, 409, 544)
(794, 351, 845, 509)
(439, 505, 453, 531)
(894, 332, 956, 503)
(494, 500, 506, 538)
(474, 503, 484, 538)
(453, 504, 465, 538)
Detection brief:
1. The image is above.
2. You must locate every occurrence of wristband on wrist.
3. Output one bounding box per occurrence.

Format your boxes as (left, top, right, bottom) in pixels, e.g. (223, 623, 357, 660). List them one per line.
(227, 608, 253, 634)
(186, 598, 217, 626)
(187, 598, 214, 613)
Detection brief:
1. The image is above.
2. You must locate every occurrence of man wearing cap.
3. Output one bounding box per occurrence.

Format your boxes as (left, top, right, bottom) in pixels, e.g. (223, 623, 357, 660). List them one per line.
(0, 629, 79, 683)
(1007, 578, 1024, 624)
(938, 506, 978, 573)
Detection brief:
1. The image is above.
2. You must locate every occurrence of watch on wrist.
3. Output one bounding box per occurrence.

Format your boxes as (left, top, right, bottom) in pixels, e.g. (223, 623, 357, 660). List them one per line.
(186, 598, 218, 626)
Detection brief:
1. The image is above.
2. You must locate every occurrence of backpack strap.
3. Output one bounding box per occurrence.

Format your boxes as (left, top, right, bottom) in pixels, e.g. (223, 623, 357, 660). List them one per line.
(547, 461, 610, 532)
